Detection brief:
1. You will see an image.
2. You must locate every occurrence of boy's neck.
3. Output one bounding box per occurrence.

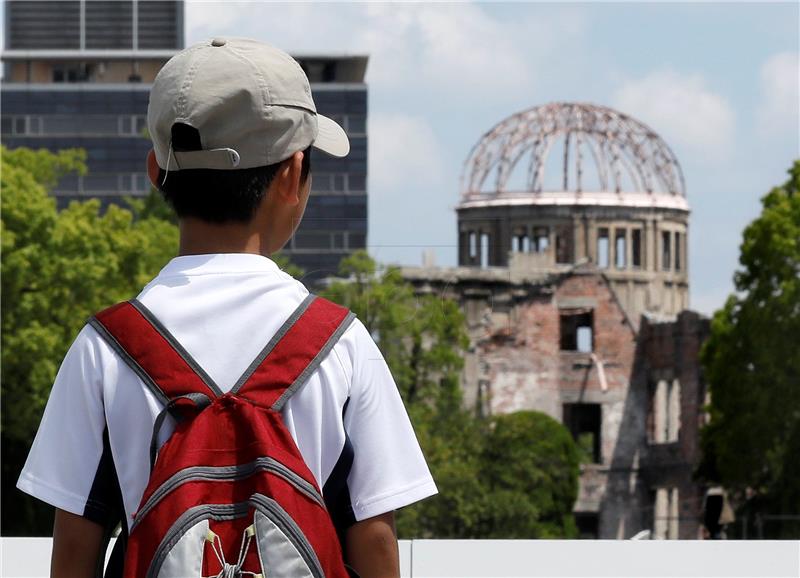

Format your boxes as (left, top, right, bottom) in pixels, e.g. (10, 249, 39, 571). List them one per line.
(178, 217, 270, 257)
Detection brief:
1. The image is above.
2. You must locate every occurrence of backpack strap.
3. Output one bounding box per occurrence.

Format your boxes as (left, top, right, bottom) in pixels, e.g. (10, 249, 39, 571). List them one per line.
(89, 300, 223, 404)
(231, 293, 356, 410)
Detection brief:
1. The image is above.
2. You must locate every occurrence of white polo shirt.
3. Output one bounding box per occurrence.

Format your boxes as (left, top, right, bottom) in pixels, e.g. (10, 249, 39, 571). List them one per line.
(18, 253, 437, 532)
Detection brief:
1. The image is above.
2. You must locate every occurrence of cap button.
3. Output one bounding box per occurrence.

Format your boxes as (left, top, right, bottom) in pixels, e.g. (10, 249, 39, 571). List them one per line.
(211, 38, 227, 47)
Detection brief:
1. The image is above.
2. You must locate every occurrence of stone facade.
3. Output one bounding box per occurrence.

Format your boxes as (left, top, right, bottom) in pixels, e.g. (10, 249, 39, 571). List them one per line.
(403, 261, 709, 539)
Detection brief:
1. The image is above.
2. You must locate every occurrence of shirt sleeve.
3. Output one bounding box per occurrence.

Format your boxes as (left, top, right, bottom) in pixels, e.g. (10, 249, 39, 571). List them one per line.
(16, 325, 121, 525)
(337, 318, 438, 521)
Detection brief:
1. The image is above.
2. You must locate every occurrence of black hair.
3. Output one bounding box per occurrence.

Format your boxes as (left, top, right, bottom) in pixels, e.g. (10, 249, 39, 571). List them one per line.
(156, 123, 312, 224)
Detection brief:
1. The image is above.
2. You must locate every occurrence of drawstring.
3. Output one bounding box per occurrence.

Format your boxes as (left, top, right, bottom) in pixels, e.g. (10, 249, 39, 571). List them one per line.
(205, 527, 261, 578)
(161, 140, 174, 186)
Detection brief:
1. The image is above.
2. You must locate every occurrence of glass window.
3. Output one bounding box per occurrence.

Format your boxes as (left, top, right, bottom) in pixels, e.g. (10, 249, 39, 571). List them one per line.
(134, 173, 149, 192)
(1, 117, 13, 135)
(82, 174, 119, 192)
(348, 232, 366, 249)
(135, 116, 148, 135)
(42, 115, 118, 135)
(293, 232, 331, 249)
(348, 173, 367, 191)
(54, 175, 80, 192)
(347, 115, 366, 135)
(14, 117, 26, 134)
(313, 174, 332, 192)
(333, 174, 346, 192)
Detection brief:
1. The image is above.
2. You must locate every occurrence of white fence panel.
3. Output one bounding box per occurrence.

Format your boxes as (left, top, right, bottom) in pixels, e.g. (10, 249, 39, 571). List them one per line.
(1, 538, 798, 578)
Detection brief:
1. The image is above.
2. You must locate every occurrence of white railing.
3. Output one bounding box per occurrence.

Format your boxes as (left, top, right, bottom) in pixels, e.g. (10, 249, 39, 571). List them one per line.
(1, 538, 798, 577)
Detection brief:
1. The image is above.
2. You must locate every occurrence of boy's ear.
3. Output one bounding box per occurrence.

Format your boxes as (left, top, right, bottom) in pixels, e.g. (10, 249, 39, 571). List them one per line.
(146, 149, 160, 187)
(271, 150, 305, 206)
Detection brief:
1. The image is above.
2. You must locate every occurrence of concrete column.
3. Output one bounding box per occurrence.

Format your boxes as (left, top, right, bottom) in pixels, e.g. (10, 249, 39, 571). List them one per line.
(669, 488, 680, 540)
(655, 379, 667, 443)
(626, 227, 633, 270)
(646, 219, 656, 272)
(574, 215, 586, 262)
(668, 379, 681, 442)
(654, 488, 668, 539)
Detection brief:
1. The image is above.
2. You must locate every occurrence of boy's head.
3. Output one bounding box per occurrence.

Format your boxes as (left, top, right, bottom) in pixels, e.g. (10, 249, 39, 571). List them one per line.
(145, 38, 349, 246)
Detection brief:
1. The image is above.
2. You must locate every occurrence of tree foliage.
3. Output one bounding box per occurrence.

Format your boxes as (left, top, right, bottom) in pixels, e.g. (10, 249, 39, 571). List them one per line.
(699, 160, 800, 538)
(1, 146, 178, 534)
(322, 251, 580, 538)
(482, 411, 580, 538)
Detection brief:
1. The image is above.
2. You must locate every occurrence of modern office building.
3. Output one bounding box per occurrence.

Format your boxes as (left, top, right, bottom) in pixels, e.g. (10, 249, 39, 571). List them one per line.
(1, 0, 368, 283)
(1, 0, 183, 207)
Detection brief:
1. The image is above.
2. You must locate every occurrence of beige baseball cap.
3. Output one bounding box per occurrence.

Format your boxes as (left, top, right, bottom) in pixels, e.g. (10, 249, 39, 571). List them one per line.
(148, 37, 350, 172)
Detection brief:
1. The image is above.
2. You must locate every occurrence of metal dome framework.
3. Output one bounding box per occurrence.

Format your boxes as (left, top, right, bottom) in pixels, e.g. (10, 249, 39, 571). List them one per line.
(461, 102, 686, 201)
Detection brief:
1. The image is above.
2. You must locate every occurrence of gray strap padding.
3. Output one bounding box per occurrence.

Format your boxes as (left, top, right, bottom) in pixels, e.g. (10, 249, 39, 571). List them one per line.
(129, 299, 224, 398)
(272, 310, 357, 411)
(88, 317, 170, 407)
(230, 293, 317, 395)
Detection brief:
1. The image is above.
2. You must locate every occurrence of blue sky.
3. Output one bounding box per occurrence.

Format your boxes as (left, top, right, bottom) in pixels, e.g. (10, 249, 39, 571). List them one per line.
(184, 1, 798, 315)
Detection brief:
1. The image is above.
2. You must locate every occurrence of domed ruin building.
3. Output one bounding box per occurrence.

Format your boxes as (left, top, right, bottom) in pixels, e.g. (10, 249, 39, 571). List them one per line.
(403, 103, 711, 540)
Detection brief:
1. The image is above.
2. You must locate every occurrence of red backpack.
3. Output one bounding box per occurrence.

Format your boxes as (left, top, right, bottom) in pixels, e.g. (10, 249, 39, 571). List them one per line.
(90, 293, 355, 578)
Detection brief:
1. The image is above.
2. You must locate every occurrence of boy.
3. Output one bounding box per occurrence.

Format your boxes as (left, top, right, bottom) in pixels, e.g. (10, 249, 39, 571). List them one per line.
(17, 37, 437, 577)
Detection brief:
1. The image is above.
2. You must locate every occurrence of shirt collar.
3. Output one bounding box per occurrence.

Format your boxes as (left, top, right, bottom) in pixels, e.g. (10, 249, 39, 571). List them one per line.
(156, 253, 281, 277)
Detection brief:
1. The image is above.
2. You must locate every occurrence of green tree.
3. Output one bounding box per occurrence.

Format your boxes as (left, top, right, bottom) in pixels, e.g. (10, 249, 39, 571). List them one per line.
(1, 146, 178, 534)
(699, 160, 800, 538)
(481, 411, 580, 538)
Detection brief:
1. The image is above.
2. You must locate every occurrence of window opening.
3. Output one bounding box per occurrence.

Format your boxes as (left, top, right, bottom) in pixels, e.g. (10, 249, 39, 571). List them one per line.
(560, 310, 593, 352)
(512, 231, 529, 253)
(555, 226, 573, 264)
(533, 227, 549, 252)
(632, 229, 642, 268)
(615, 229, 626, 268)
(597, 228, 609, 268)
(575, 513, 599, 539)
(563, 403, 602, 463)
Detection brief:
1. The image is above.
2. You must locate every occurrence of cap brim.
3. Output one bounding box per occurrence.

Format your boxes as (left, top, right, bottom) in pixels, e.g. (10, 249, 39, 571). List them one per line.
(314, 114, 350, 158)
